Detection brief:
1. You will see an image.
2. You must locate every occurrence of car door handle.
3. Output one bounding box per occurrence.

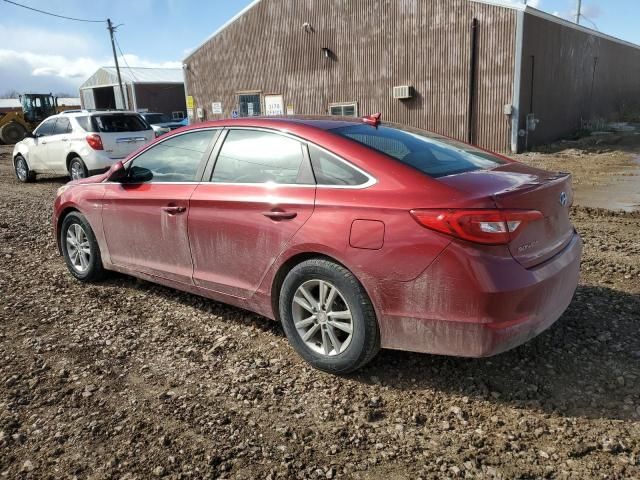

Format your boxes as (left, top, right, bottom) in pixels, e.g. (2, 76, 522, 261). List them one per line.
(162, 205, 186, 214)
(262, 210, 297, 220)
(61, 138, 69, 142)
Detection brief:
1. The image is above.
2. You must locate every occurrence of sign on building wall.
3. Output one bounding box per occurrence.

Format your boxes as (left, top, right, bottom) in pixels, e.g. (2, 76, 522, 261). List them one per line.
(286, 105, 295, 115)
(211, 102, 222, 114)
(265, 95, 284, 116)
(186, 96, 195, 109)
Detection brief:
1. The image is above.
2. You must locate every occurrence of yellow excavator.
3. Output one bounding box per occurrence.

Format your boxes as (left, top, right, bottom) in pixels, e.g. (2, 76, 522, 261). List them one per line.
(0, 93, 59, 144)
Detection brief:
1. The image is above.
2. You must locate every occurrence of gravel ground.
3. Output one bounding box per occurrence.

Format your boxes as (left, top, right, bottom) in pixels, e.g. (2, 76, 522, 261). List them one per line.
(0, 143, 639, 479)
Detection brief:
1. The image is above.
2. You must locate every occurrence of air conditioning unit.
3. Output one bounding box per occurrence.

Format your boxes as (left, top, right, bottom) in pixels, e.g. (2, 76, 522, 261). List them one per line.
(393, 85, 413, 99)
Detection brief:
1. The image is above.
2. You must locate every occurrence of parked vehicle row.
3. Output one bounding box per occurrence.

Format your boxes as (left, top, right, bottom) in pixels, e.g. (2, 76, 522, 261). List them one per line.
(140, 112, 186, 137)
(12, 111, 156, 182)
(52, 115, 582, 373)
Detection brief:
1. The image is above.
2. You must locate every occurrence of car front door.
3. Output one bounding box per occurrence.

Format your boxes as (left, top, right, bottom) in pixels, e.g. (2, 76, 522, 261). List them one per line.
(188, 128, 316, 298)
(45, 117, 73, 174)
(27, 118, 56, 173)
(101, 129, 219, 284)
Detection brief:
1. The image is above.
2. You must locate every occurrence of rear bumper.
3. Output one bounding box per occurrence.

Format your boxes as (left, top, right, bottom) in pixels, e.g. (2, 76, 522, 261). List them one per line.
(83, 151, 124, 171)
(378, 232, 582, 357)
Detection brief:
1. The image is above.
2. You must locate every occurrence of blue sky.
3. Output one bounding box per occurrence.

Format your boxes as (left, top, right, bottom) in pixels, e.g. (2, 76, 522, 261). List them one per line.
(0, 0, 638, 95)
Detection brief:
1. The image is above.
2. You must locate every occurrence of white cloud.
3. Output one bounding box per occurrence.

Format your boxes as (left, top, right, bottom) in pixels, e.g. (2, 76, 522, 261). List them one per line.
(0, 23, 181, 95)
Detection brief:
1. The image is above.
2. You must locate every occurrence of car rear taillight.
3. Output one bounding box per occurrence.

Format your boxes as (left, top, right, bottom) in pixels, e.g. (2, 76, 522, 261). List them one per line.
(410, 209, 543, 245)
(86, 134, 103, 150)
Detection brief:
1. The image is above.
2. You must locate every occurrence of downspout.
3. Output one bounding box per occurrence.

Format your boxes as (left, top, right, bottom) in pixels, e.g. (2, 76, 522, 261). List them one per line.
(510, 9, 525, 153)
(467, 18, 479, 145)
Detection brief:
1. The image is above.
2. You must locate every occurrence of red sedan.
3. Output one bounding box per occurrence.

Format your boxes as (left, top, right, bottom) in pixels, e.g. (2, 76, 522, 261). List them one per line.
(53, 116, 582, 373)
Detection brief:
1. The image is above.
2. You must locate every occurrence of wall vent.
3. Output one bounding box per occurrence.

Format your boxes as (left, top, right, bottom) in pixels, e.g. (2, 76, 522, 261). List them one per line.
(393, 85, 413, 99)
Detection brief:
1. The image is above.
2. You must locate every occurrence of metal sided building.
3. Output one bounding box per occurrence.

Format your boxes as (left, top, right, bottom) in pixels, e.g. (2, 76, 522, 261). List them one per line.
(79, 67, 187, 119)
(183, 0, 640, 153)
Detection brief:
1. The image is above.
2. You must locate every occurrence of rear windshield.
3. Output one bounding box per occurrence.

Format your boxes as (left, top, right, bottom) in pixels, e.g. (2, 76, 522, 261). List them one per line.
(332, 124, 507, 178)
(79, 114, 150, 133)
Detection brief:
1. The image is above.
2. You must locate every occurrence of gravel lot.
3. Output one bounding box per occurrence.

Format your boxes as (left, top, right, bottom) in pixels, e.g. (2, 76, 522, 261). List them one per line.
(0, 142, 639, 479)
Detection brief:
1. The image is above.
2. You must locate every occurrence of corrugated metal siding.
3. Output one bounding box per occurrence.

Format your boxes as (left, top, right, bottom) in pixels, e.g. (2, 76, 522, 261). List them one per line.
(185, 0, 517, 151)
(133, 84, 187, 115)
(519, 13, 640, 148)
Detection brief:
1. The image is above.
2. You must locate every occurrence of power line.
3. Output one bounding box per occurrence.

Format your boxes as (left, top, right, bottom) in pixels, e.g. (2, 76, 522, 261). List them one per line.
(114, 35, 139, 83)
(2, 0, 104, 23)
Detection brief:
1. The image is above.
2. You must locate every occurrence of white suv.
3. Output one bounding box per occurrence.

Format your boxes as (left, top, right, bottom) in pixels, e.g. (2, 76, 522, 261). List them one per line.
(12, 111, 155, 182)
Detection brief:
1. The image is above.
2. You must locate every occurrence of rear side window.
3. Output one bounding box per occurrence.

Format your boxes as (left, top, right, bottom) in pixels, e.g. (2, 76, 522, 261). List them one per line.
(332, 124, 506, 178)
(53, 117, 72, 135)
(35, 118, 56, 136)
(308, 145, 369, 186)
(91, 114, 150, 133)
(126, 130, 215, 183)
(75, 116, 92, 132)
(212, 130, 311, 184)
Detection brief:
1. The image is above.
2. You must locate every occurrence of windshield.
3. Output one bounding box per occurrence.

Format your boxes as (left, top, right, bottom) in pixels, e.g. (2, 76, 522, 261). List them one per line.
(88, 114, 150, 133)
(143, 113, 171, 124)
(331, 124, 507, 178)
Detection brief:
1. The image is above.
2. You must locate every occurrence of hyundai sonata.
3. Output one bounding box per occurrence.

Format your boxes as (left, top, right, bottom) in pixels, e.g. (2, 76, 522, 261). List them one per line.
(53, 115, 582, 373)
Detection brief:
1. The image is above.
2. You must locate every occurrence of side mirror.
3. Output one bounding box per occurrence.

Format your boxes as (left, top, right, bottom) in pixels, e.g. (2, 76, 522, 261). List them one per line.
(107, 161, 128, 182)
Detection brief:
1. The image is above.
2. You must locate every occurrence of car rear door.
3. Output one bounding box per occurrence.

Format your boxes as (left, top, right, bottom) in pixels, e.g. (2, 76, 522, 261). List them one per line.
(101, 129, 219, 284)
(188, 128, 316, 298)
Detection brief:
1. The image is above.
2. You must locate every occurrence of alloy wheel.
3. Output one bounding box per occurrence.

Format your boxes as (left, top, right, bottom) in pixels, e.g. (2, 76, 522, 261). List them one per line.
(70, 161, 86, 180)
(66, 223, 91, 273)
(292, 279, 353, 356)
(15, 158, 28, 181)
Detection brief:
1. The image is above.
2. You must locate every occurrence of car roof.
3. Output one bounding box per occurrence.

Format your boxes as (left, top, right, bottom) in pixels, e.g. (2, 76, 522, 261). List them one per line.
(58, 110, 143, 118)
(184, 115, 365, 132)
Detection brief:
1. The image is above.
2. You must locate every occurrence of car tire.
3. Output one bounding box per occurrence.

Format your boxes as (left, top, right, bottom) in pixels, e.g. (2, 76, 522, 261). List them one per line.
(279, 258, 380, 374)
(68, 156, 88, 180)
(0, 122, 27, 144)
(60, 212, 105, 282)
(14, 155, 35, 183)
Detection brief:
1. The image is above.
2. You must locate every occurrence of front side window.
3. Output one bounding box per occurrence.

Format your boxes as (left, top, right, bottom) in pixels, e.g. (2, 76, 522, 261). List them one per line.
(212, 130, 310, 184)
(34, 118, 56, 137)
(332, 124, 507, 178)
(126, 130, 215, 183)
(308, 145, 369, 186)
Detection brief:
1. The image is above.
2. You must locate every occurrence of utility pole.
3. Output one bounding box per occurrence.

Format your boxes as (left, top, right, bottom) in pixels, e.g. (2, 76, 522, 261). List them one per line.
(575, 0, 582, 24)
(107, 18, 126, 110)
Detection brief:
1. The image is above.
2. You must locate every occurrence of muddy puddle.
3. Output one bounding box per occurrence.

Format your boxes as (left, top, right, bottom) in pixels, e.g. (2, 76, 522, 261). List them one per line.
(573, 156, 640, 211)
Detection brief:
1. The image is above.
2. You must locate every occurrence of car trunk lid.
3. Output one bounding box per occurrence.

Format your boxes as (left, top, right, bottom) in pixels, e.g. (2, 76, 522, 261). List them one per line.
(438, 163, 574, 268)
(100, 131, 153, 159)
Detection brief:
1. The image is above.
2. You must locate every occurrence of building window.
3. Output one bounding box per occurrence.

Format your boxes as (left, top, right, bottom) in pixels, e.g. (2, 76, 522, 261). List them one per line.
(238, 93, 261, 117)
(329, 102, 358, 117)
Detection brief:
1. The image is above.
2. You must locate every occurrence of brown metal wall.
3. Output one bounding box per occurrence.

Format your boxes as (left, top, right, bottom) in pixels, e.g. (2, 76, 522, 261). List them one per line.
(133, 83, 187, 116)
(185, 0, 517, 151)
(519, 13, 640, 148)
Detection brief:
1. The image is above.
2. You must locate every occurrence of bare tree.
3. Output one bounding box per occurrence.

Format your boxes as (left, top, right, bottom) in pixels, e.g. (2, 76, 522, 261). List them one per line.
(0, 90, 21, 99)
